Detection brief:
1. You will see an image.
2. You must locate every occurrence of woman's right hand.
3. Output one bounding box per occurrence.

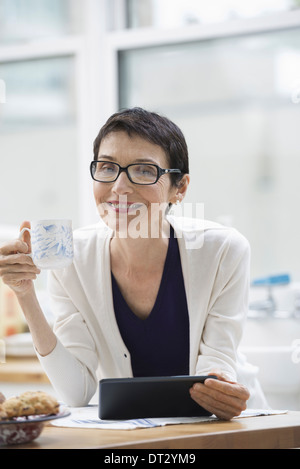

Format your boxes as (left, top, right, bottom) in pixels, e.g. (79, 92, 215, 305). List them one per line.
(0, 225, 40, 297)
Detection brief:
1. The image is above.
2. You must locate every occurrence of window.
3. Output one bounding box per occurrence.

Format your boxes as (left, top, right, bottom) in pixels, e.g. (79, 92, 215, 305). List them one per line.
(0, 56, 79, 227)
(119, 26, 300, 278)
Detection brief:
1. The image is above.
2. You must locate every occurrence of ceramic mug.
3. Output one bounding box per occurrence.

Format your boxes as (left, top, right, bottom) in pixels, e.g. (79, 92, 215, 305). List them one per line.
(19, 219, 74, 269)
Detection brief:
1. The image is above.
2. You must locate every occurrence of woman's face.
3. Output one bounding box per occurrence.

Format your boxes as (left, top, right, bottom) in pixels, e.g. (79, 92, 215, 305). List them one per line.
(93, 131, 183, 237)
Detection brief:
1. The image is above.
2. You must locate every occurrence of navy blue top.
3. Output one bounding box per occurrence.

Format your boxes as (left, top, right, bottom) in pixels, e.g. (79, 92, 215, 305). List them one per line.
(111, 227, 190, 377)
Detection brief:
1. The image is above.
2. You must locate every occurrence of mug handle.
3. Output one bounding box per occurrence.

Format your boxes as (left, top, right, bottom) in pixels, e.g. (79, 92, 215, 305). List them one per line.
(18, 227, 32, 258)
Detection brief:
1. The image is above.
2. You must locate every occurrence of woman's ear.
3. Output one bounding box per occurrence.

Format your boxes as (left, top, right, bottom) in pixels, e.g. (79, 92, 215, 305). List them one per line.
(170, 174, 190, 205)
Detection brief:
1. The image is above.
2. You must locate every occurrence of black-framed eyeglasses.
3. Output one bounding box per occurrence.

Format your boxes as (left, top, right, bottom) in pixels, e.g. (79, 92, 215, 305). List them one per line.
(90, 160, 182, 185)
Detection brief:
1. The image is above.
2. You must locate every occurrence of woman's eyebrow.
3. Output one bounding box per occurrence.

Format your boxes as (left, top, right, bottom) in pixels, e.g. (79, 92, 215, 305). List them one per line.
(98, 155, 158, 164)
(97, 154, 115, 161)
(134, 157, 157, 164)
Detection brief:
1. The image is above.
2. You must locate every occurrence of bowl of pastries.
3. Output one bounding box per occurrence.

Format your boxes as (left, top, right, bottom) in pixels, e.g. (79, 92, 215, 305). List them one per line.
(0, 391, 70, 446)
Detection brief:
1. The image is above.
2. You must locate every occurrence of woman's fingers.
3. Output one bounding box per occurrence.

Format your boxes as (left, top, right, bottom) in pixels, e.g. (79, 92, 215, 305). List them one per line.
(204, 376, 250, 401)
(0, 239, 29, 256)
(0, 253, 40, 283)
(191, 381, 247, 410)
(190, 385, 244, 420)
(0, 227, 40, 295)
(190, 374, 250, 420)
(190, 390, 235, 420)
(0, 262, 40, 275)
(19, 220, 32, 253)
(1, 272, 39, 284)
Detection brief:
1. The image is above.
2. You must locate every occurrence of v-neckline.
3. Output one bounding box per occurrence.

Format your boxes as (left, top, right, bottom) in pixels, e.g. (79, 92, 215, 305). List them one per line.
(111, 227, 175, 322)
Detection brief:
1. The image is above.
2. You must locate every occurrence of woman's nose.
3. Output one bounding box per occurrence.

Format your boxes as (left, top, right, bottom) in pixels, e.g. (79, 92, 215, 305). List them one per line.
(112, 171, 134, 195)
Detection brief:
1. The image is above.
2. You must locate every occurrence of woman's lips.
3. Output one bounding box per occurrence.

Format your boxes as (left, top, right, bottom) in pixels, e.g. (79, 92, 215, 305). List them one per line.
(106, 201, 144, 213)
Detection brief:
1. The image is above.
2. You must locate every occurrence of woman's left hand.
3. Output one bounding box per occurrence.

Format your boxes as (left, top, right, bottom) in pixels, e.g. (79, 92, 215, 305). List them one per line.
(189, 370, 250, 420)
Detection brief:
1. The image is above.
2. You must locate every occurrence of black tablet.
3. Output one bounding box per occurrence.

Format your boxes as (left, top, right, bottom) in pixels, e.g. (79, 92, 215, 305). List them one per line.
(99, 375, 217, 420)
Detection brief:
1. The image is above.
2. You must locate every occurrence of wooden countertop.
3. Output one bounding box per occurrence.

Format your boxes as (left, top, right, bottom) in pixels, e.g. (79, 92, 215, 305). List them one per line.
(0, 356, 49, 383)
(2, 412, 300, 449)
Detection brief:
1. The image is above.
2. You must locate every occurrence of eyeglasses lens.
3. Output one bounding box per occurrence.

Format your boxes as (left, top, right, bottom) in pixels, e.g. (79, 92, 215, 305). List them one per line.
(93, 162, 118, 182)
(128, 164, 157, 184)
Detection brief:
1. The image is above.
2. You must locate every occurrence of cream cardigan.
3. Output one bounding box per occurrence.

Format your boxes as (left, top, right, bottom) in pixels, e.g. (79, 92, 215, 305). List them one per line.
(38, 216, 252, 407)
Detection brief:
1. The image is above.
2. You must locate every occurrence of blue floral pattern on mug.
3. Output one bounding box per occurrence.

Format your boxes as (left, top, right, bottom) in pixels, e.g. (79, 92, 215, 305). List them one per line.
(31, 221, 73, 269)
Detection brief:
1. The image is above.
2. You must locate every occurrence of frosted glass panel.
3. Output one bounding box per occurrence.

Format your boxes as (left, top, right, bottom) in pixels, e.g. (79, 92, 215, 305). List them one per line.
(0, 57, 76, 130)
(119, 28, 300, 279)
(127, 0, 297, 29)
(0, 0, 83, 43)
(0, 57, 79, 229)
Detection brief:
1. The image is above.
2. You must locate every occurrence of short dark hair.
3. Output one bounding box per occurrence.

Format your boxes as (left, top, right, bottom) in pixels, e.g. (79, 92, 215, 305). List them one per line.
(93, 107, 189, 187)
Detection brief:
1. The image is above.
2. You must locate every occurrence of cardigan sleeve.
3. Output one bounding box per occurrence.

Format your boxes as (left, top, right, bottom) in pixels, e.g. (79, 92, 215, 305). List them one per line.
(36, 270, 99, 407)
(196, 230, 250, 381)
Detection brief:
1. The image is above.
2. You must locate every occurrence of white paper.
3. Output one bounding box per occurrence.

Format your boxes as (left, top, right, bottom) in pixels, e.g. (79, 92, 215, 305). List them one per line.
(50, 405, 287, 430)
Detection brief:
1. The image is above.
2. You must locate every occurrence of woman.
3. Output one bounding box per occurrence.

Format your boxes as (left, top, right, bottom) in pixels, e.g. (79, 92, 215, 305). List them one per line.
(0, 108, 251, 420)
